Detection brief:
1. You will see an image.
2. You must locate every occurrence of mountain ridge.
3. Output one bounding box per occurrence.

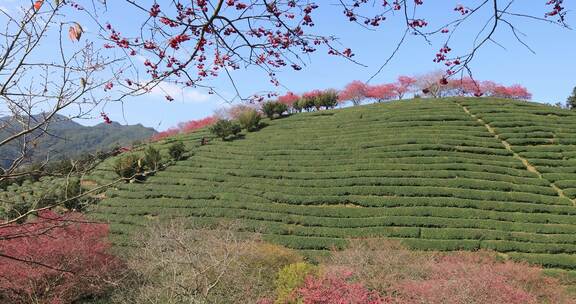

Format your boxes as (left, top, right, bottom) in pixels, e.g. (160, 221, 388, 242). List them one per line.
(0, 114, 157, 168)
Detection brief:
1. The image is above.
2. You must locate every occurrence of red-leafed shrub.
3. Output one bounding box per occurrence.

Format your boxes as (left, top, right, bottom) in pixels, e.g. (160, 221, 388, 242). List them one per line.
(0, 210, 124, 304)
(295, 271, 384, 304)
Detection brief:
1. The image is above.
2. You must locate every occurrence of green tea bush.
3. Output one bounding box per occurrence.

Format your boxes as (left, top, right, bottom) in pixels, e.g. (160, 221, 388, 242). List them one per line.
(0, 176, 85, 219)
(509, 253, 576, 270)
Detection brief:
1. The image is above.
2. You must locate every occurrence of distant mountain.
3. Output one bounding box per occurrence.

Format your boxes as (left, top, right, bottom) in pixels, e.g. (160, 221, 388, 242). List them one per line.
(0, 114, 156, 167)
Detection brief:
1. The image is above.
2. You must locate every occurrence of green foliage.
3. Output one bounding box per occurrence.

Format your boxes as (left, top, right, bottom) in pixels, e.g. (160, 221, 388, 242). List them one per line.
(315, 90, 339, 109)
(567, 86, 576, 109)
(276, 103, 288, 116)
(0, 168, 7, 190)
(209, 119, 242, 140)
(262, 101, 288, 119)
(0, 176, 85, 220)
(292, 99, 303, 113)
(113, 154, 142, 179)
(298, 97, 315, 112)
(168, 141, 186, 160)
(237, 108, 261, 131)
(262, 101, 275, 118)
(44, 159, 74, 175)
(275, 262, 318, 303)
(143, 146, 162, 171)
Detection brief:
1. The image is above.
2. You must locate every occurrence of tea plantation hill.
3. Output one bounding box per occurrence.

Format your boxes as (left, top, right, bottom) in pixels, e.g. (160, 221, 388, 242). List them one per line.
(88, 97, 576, 272)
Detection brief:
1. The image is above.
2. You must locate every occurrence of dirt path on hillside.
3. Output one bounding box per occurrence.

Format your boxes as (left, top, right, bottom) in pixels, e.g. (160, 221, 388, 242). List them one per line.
(456, 102, 576, 206)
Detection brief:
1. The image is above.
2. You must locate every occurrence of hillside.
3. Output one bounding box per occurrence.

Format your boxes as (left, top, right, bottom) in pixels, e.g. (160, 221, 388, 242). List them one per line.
(0, 115, 157, 167)
(89, 97, 576, 271)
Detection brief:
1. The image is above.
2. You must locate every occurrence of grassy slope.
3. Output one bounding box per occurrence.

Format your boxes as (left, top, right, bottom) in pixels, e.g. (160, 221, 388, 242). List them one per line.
(88, 97, 576, 271)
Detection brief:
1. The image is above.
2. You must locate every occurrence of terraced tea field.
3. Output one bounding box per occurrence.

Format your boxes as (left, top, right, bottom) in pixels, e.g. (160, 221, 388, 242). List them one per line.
(89, 98, 576, 270)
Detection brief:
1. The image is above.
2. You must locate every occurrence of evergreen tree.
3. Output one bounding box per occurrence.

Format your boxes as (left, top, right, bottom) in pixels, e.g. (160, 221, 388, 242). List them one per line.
(567, 87, 576, 109)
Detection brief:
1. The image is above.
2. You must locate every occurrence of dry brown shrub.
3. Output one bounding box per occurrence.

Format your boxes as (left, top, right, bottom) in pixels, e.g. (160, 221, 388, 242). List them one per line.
(110, 220, 302, 304)
(324, 238, 435, 292)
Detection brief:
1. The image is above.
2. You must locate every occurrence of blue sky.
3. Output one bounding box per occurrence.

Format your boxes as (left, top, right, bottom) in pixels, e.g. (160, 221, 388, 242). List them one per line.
(1, 1, 575, 131)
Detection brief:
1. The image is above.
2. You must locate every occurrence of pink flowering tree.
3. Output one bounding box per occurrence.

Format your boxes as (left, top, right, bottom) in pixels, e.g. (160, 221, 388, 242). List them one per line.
(179, 116, 219, 133)
(415, 70, 447, 98)
(87, 0, 569, 103)
(473, 81, 531, 99)
(278, 92, 301, 112)
(151, 116, 218, 141)
(301, 90, 324, 111)
(366, 84, 398, 102)
(339, 81, 368, 106)
(450, 77, 483, 96)
(491, 84, 532, 100)
(396, 76, 417, 99)
(414, 73, 532, 100)
(278, 92, 301, 106)
(151, 128, 181, 142)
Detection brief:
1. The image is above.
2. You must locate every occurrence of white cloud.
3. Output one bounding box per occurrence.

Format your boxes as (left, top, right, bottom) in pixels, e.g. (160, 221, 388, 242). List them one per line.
(149, 81, 211, 104)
